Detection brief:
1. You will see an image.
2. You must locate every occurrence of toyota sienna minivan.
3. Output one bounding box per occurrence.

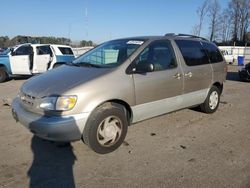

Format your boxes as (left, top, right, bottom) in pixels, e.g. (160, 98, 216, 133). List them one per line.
(12, 34, 227, 154)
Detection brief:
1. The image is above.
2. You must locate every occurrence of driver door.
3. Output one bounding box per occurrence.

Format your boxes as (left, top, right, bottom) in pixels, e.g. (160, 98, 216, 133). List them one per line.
(131, 40, 184, 122)
(9, 45, 33, 75)
(34, 45, 52, 73)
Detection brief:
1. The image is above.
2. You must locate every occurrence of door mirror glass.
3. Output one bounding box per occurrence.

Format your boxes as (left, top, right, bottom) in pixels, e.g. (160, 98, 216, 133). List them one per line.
(134, 60, 154, 73)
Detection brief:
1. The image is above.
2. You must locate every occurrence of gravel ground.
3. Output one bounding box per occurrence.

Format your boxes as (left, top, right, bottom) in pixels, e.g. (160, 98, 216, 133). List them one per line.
(0, 65, 249, 188)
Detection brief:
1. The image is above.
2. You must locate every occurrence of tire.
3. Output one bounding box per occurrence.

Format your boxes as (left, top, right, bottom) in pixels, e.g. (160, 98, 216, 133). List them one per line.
(82, 102, 128, 154)
(200, 86, 220, 114)
(0, 67, 8, 83)
(238, 72, 245, 82)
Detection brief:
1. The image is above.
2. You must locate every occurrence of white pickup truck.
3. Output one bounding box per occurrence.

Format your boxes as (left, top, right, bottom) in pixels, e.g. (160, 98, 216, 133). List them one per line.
(0, 43, 75, 82)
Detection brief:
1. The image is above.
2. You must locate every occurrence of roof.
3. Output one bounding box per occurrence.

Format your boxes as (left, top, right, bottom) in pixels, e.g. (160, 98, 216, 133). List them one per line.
(111, 33, 209, 43)
(13, 43, 72, 48)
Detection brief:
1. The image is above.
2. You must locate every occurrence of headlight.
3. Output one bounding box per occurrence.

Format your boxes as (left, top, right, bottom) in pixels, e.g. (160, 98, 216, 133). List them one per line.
(39, 96, 77, 111)
(56, 96, 77, 111)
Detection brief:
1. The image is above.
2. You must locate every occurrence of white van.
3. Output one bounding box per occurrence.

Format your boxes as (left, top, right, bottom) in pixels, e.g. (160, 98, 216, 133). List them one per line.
(0, 43, 75, 82)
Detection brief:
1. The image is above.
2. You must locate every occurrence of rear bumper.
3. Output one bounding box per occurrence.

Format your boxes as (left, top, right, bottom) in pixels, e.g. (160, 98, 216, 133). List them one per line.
(11, 98, 90, 142)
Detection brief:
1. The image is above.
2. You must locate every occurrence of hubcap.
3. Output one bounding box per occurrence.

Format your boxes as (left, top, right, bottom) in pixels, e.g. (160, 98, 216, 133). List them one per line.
(97, 116, 122, 147)
(209, 91, 219, 110)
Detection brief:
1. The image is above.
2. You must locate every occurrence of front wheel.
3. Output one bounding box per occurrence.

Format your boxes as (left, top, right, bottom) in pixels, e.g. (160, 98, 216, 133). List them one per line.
(0, 67, 8, 83)
(200, 86, 220, 114)
(82, 103, 128, 154)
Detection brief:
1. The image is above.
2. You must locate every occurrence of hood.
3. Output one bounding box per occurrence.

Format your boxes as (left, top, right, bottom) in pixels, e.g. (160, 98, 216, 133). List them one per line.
(21, 65, 110, 98)
(0, 54, 9, 58)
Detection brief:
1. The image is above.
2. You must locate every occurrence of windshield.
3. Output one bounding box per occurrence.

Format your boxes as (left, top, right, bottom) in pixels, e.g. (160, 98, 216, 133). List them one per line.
(0, 48, 10, 55)
(73, 39, 145, 68)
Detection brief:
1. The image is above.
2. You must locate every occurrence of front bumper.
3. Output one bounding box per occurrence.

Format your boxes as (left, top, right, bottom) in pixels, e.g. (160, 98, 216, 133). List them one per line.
(11, 98, 90, 142)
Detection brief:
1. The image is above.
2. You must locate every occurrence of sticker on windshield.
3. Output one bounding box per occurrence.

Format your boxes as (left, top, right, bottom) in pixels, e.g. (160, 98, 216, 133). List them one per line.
(127, 40, 144, 45)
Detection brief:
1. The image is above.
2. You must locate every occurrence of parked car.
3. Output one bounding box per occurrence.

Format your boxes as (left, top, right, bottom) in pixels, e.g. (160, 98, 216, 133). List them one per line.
(239, 63, 250, 81)
(12, 34, 227, 154)
(0, 48, 7, 54)
(0, 43, 75, 82)
(220, 49, 234, 64)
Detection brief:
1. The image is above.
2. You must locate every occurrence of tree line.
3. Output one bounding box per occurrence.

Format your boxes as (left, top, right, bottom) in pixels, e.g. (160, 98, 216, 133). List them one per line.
(0, 35, 94, 48)
(193, 0, 250, 46)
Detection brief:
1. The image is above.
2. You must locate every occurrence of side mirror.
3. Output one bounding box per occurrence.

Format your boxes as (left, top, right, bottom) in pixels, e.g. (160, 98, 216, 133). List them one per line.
(10, 48, 15, 56)
(133, 60, 154, 74)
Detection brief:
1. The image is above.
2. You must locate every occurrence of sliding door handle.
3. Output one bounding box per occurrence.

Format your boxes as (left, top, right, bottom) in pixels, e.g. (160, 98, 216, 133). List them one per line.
(184, 72, 193, 77)
(173, 73, 182, 79)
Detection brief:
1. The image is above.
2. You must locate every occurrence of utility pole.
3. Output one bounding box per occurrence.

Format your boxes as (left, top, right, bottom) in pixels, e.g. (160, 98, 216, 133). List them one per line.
(68, 23, 71, 42)
(85, 7, 88, 38)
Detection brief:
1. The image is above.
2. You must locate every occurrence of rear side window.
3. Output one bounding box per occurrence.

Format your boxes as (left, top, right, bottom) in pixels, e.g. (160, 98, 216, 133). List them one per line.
(36, 46, 52, 55)
(175, 40, 209, 66)
(202, 42, 223, 63)
(58, 47, 73, 55)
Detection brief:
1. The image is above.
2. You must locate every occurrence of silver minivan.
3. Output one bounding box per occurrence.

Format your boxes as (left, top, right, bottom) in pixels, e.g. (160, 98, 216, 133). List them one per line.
(12, 34, 227, 154)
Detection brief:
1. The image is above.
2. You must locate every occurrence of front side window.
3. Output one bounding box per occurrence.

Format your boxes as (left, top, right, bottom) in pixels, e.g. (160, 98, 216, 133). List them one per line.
(133, 40, 177, 71)
(73, 39, 145, 68)
(202, 42, 223, 63)
(175, 40, 209, 66)
(14, 46, 33, 56)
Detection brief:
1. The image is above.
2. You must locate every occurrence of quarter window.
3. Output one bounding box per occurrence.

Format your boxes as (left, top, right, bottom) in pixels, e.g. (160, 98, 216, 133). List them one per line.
(134, 40, 177, 72)
(58, 47, 73, 55)
(175, 40, 209, 66)
(202, 42, 223, 63)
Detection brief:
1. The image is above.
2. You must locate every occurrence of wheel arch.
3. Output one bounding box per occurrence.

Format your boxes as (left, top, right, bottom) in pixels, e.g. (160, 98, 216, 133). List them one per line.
(0, 64, 6, 69)
(212, 82, 223, 94)
(0, 64, 10, 82)
(94, 99, 133, 125)
(0, 63, 11, 74)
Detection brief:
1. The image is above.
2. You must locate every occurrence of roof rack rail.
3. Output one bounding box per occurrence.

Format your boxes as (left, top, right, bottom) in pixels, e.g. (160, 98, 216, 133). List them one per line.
(177, 33, 208, 41)
(164, 33, 175, 36)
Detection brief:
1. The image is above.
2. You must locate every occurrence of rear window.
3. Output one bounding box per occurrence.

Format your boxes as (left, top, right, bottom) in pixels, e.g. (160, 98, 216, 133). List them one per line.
(202, 42, 223, 63)
(175, 40, 209, 66)
(58, 47, 73, 55)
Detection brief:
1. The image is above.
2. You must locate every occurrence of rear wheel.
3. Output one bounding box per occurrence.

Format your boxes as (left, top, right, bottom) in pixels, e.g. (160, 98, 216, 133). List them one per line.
(200, 86, 220, 114)
(82, 103, 128, 154)
(0, 67, 8, 83)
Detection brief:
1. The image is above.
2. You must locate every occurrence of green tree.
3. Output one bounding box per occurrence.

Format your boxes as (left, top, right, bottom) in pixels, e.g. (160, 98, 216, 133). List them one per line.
(0, 36, 10, 48)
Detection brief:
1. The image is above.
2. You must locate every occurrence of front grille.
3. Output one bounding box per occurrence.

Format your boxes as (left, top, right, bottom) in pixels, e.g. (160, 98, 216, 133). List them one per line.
(20, 91, 36, 107)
